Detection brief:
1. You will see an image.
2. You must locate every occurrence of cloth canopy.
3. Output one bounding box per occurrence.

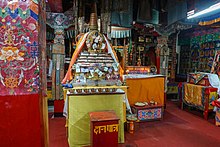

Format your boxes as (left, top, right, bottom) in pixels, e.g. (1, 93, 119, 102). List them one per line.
(65, 30, 75, 39)
(111, 26, 131, 38)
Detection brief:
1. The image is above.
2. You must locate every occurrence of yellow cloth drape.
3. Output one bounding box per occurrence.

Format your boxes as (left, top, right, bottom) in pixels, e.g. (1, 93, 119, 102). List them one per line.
(68, 93, 125, 147)
(184, 83, 203, 107)
(126, 77, 165, 105)
(184, 83, 217, 110)
(63, 86, 128, 129)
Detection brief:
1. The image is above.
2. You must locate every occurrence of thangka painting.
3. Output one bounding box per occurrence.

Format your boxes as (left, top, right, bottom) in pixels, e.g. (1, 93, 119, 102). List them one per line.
(211, 49, 220, 76)
(0, 0, 39, 95)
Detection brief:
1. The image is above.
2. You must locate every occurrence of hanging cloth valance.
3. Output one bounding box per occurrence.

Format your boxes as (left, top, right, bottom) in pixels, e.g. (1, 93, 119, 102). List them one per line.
(111, 26, 131, 38)
(198, 12, 220, 26)
(65, 30, 75, 39)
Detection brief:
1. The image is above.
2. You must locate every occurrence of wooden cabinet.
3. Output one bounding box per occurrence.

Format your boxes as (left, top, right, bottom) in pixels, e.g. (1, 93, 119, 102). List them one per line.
(128, 27, 157, 67)
(89, 110, 119, 147)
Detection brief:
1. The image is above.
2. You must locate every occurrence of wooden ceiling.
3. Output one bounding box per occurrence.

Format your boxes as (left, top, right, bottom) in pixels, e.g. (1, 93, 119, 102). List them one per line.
(47, 0, 73, 13)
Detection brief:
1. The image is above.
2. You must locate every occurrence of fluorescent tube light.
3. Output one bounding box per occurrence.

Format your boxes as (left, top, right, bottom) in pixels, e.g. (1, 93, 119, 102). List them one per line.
(187, 10, 195, 17)
(187, 2, 220, 19)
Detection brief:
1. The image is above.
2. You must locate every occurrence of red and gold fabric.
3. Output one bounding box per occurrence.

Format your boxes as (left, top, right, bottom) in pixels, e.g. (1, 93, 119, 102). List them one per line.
(183, 83, 217, 110)
(184, 83, 203, 107)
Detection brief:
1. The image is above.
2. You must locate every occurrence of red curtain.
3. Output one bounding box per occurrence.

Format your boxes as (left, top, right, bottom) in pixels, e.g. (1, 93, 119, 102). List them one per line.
(0, 94, 42, 147)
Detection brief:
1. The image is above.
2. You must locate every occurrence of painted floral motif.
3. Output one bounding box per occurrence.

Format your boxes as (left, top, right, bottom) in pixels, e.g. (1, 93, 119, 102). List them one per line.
(4, 29, 15, 45)
(0, 46, 24, 62)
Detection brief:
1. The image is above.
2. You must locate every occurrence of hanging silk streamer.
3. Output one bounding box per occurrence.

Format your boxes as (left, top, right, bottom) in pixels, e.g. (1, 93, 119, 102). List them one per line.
(56, 69, 60, 86)
(48, 59, 53, 77)
(56, 55, 60, 85)
(65, 30, 75, 39)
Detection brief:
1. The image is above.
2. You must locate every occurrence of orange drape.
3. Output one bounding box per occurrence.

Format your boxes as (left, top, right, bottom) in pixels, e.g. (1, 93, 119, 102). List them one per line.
(62, 34, 87, 84)
(126, 77, 165, 105)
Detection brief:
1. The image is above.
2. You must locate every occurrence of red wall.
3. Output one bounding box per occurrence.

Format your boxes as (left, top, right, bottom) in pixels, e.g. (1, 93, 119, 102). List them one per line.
(0, 94, 42, 147)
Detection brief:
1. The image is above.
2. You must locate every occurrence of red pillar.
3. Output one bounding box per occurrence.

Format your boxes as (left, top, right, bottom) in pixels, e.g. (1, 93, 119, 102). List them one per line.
(156, 47, 160, 74)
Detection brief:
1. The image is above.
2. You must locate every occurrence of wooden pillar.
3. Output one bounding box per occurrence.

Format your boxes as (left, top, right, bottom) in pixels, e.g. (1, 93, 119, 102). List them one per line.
(123, 38, 127, 70)
(39, 0, 49, 146)
(157, 36, 169, 109)
(46, 12, 74, 116)
(46, 12, 74, 101)
(74, 0, 79, 37)
(156, 49, 160, 74)
(52, 29, 65, 100)
(156, 36, 168, 75)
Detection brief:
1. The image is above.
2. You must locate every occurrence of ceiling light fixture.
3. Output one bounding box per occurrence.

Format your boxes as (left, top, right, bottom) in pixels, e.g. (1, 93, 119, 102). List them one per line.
(8, 0, 18, 4)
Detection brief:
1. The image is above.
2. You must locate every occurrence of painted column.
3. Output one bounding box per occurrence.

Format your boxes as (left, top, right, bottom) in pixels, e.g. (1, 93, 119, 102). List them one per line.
(0, 0, 48, 146)
(46, 13, 74, 100)
(52, 28, 65, 100)
(157, 36, 169, 108)
(155, 46, 161, 74)
(157, 36, 169, 76)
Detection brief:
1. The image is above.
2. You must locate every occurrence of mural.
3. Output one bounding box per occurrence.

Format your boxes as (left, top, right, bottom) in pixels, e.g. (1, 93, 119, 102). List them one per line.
(0, 0, 39, 95)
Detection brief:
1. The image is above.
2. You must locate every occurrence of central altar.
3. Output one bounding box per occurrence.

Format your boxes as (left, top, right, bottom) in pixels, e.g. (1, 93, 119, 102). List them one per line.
(67, 92, 125, 147)
(62, 12, 126, 147)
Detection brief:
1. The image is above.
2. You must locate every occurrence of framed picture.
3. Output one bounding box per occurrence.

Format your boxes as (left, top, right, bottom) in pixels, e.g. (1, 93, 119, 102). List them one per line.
(138, 36, 144, 42)
(138, 46, 144, 51)
(146, 37, 152, 43)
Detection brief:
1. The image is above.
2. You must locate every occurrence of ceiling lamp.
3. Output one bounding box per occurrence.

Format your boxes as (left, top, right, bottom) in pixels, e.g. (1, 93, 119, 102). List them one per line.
(187, 2, 220, 19)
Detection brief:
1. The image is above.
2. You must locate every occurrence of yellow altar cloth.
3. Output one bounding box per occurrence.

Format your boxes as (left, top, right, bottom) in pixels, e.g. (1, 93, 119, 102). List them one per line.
(67, 93, 125, 147)
(63, 86, 128, 116)
(126, 76, 165, 105)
